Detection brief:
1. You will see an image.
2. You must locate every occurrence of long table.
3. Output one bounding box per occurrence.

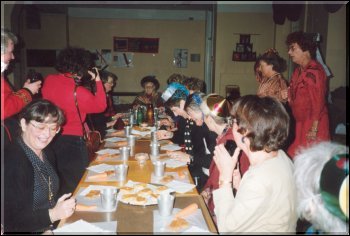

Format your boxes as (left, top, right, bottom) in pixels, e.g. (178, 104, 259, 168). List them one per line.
(57, 133, 217, 233)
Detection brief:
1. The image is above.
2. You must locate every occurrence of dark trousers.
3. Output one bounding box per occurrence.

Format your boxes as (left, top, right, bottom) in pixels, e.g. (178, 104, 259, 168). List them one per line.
(52, 135, 89, 196)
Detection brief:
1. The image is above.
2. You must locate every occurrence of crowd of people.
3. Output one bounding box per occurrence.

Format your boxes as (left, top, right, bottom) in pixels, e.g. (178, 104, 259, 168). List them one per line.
(1, 26, 348, 234)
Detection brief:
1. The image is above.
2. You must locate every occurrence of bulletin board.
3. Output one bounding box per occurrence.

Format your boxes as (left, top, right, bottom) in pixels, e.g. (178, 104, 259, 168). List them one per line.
(113, 37, 159, 53)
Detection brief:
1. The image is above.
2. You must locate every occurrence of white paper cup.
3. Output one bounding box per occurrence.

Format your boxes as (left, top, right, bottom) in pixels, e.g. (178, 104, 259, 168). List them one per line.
(157, 193, 175, 217)
(153, 161, 165, 177)
(119, 146, 130, 161)
(114, 164, 128, 182)
(100, 188, 117, 210)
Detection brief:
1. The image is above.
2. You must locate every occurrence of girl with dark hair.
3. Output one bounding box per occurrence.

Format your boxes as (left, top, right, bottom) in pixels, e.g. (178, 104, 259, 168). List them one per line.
(42, 47, 106, 195)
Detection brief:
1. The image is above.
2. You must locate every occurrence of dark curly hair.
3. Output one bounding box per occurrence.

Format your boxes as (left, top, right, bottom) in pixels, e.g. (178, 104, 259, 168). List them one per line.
(257, 48, 287, 73)
(166, 73, 187, 85)
(286, 31, 317, 59)
(55, 47, 94, 77)
(183, 77, 206, 93)
(231, 95, 289, 153)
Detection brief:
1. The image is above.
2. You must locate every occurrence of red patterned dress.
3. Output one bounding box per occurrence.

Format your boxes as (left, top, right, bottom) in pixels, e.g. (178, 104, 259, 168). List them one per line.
(287, 60, 330, 158)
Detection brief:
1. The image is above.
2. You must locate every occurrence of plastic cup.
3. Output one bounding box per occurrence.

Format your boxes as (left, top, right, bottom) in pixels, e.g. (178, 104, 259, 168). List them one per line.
(157, 193, 175, 217)
(124, 126, 131, 136)
(150, 142, 160, 157)
(153, 161, 165, 177)
(114, 164, 128, 182)
(100, 188, 117, 210)
(119, 146, 130, 161)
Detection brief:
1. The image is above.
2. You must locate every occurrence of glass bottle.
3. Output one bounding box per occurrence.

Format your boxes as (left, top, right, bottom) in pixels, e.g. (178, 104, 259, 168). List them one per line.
(146, 103, 154, 126)
(137, 107, 144, 125)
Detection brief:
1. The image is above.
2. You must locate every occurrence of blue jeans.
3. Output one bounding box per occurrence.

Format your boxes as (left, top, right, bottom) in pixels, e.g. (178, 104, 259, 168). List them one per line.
(51, 135, 89, 196)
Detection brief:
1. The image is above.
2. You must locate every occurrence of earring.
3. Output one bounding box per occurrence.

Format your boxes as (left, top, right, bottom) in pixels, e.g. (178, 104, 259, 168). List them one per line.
(241, 137, 245, 143)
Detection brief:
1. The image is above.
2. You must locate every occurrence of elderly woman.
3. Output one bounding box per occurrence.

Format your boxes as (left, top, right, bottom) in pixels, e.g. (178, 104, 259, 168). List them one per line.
(294, 142, 348, 233)
(42, 47, 106, 195)
(213, 95, 297, 233)
(199, 94, 250, 222)
(4, 99, 76, 233)
(133, 75, 163, 108)
(285, 31, 330, 158)
(254, 48, 288, 103)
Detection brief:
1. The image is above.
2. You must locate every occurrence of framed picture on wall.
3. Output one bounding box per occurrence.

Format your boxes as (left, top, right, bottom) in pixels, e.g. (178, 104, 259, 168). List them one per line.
(240, 34, 250, 44)
(236, 43, 245, 53)
(245, 44, 253, 52)
(114, 37, 128, 52)
(232, 52, 241, 61)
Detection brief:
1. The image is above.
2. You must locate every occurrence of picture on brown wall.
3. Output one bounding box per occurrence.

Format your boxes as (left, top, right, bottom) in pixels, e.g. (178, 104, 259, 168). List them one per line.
(240, 34, 250, 44)
(114, 38, 128, 52)
(232, 52, 241, 61)
(236, 43, 245, 53)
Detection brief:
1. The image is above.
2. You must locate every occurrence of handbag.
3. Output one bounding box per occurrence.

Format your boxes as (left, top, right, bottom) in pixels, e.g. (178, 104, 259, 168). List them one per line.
(74, 85, 102, 162)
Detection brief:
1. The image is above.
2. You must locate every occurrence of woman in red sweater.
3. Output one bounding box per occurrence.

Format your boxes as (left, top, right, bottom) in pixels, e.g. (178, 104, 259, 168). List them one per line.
(42, 47, 106, 195)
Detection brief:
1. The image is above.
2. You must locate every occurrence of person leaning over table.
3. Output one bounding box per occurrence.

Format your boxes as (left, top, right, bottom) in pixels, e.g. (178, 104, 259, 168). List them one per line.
(4, 99, 76, 233)
(199, 94, 250, 223)
(167, 92, 218, 191)
(42, 47, 107, 196)
(157, 82, 190, 146)
(213, 95, 297, 233)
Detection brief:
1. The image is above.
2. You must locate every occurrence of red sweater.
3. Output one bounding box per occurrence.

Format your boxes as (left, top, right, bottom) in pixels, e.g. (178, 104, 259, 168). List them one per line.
(1, 76, 32, 120)
(42, 74, 107, 136)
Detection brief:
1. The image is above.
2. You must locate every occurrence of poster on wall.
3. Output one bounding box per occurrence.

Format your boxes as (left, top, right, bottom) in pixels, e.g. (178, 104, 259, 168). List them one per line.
(113, 52, 134, 68)
(173, 49, 188, 68)
(113, 37, 159, 53)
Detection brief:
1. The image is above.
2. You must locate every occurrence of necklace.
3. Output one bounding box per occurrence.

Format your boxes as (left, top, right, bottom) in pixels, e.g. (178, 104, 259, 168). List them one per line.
(34, 163, 54, 207)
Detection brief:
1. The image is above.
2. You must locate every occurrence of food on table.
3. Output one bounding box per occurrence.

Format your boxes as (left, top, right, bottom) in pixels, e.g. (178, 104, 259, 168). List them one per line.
(174, 203, 198, 218)
(155, 185, 169, 194)
(160, 175, 175, 183)
(85, 190, 101, 199)
(119, 186, 134, 195)
(177, 170, 186, 179)
(75, 204, 97, 211)
(167, 217, 190, 232)
(137, 188, 153, 197)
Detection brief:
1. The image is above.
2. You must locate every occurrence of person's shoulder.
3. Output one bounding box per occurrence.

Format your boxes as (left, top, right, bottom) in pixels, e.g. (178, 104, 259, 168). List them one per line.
(4, 141, 30, 167)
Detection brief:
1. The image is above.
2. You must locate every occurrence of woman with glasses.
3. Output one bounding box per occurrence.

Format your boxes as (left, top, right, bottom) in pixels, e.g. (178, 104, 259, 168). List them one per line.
(86, 70, 121, 139)
(132, 75, 164, 108)
(212, 95, 297, 233)
(4, 99, 76, 233)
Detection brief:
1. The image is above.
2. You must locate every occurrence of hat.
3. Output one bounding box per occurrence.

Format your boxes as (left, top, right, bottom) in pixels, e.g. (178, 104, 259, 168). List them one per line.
(206, 94, 231, 118)
(141, 76, 160, 91)
(320, 153, 349, 221)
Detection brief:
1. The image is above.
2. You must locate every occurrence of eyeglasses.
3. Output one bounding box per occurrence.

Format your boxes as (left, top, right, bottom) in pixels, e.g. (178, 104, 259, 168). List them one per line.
(29, 122, 61, 135)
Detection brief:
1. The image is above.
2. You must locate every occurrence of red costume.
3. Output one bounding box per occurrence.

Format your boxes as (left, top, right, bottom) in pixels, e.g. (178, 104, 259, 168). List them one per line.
(287, 60, 330, 158)
(202, 127, 250, 219)
(1, 76, 32, 120)
(42, 74, 107, 136)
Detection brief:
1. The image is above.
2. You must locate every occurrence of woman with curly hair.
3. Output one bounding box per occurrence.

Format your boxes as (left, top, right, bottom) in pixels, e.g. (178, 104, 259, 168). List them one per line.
(42, 47, 106, 195)
(254, 48, 289, 103)
(285, 31, 330, 158)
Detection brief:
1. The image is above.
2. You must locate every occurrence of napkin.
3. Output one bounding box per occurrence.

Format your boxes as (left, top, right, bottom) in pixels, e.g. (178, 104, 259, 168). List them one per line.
(86, 164, 115, 173)
(76, 186, 118, 212)
(153, 208, 209, 233)
(53, 219, 111, 233)
(165, 180, 196, 194)
(151, 172, 189, 185)
(160, 144, 182, 151)
(104, 137, 127, 142)
(131, 129, 151, 137)
(163, 159, 188, 169)
(95, 149, 120, 155)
